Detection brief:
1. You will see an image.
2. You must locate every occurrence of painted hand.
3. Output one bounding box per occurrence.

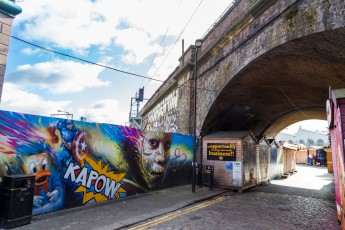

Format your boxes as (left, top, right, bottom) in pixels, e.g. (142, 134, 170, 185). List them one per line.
(33, 196, 44, 207)
(47, 189, 60, 203)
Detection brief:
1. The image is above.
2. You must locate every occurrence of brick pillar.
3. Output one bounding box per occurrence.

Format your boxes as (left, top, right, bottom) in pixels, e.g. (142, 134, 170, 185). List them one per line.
(0, 0, 22, 102)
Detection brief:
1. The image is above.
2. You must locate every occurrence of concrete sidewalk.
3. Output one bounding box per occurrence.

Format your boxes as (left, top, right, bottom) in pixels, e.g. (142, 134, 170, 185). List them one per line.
(12, 185, 228, 230)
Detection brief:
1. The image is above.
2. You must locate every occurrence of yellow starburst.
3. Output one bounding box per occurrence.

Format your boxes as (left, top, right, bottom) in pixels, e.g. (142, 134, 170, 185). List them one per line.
(74, 156, 126, 204)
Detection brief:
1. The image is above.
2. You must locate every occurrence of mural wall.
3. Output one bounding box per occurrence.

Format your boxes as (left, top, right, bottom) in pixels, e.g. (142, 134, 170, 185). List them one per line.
(0, 110, 193, 215)
(142, 89, 178, 132)
(327, 92, 345, 226)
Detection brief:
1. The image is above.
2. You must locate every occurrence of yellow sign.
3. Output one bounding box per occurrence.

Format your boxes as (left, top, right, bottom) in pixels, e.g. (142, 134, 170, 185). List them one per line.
(207, 143, 236, 161)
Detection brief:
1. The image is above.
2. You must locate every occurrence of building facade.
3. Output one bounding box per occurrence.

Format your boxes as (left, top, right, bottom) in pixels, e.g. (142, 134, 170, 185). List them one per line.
(275, 126, 329, 147)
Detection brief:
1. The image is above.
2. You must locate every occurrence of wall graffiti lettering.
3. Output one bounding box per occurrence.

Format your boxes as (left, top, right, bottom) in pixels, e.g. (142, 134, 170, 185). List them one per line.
(144, 89, 178, 132)
(0, 110, 193, 215)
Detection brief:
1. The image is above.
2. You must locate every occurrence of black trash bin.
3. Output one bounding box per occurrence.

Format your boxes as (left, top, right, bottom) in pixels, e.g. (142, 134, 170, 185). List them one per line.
(195, 164, 203, 187)
(0, 174, 35, 229)
(202, 165, 214, 190)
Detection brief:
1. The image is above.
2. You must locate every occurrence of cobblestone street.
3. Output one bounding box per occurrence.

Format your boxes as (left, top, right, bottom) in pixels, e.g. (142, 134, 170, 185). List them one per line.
(127, 165, 339, 230)
(144, 192, 338, 230)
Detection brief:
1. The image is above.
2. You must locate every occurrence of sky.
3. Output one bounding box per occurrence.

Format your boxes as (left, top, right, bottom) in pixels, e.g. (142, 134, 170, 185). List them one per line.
(1, 0, 236, 125)
(0, 0, 328, 133)
(281, 120, 328, 134)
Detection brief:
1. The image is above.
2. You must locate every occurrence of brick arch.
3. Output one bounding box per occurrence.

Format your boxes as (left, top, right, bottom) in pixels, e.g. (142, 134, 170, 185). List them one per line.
(201, 28, 345, 138)
(141, 0, 345, 139)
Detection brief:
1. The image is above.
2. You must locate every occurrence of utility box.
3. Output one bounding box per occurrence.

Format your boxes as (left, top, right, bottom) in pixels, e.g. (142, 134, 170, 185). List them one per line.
(202, 131, 258, 191)
(0, 174, 35, 229)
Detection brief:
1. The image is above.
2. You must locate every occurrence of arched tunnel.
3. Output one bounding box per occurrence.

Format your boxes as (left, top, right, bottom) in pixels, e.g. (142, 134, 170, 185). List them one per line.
(201, 27, 345, 139)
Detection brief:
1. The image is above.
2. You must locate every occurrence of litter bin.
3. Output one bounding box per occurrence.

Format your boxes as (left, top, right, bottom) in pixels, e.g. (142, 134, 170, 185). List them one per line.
(195, 164, 203, 187)
(0, 174, 35, 229)
(202, 165, 214, 190)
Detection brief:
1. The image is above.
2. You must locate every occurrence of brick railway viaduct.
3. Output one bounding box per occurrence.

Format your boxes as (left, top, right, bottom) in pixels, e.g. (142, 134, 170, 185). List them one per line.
(140, 0, 345, 142)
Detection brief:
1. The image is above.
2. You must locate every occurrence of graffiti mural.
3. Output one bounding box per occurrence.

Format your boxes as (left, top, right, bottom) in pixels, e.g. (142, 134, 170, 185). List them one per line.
(143, 89, 178, 132)
(327, 93, 345, 226)
(0, 110, 193, 215)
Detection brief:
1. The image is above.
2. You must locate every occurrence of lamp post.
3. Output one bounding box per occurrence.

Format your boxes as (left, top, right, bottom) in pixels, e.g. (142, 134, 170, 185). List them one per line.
(57, 110, 73, 119)
(192, 39, 203, 193)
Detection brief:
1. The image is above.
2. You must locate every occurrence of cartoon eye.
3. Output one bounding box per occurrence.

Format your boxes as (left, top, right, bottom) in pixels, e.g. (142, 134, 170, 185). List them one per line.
(149, 139, 159, 149)
(164, 141, 171, 150)
(29, 162, 37, 173)
(42, 159, 48, 170)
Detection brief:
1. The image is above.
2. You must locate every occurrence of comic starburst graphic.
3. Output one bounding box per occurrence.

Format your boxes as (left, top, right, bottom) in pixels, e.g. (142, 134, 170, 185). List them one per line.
(75, 156, 126, 204)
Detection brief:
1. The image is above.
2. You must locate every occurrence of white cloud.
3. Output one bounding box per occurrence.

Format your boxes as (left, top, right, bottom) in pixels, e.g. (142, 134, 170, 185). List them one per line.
(16, 0, 116, 53)
(7, 59, 111, 94)
(0, 83, 72, 116)
(15, 0, 234, 66)
(21, 47, 41, 55)
(8, 0, 236, 125)
(77, 99, 128, 125)
(98, 56, 113, 64)
(282, 120, 328, 133)
(0, 83, 128, 125)
(115, 27, 162, 64)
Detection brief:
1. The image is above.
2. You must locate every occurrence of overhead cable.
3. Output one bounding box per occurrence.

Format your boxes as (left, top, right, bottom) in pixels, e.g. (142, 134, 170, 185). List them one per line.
(10, 36, 217, 92)
(139, 0, 183, 88)
(145, 0, 205, 88)
(11, 35, 166, 84)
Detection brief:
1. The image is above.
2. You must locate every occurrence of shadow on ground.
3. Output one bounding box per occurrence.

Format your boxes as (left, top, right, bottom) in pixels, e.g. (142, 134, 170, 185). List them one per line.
(247, 165, 335, 202)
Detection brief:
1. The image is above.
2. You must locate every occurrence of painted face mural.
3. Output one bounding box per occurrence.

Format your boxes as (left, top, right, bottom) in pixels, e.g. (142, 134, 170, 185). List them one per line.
(141, 131, 172, 188)
(24, 153, 51, 187)
(0, 110, 193, 216)
(18, 141, 63, 215)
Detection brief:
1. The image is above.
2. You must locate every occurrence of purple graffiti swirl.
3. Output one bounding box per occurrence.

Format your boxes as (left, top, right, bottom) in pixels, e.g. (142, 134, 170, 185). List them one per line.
(173, 148, 187, 161)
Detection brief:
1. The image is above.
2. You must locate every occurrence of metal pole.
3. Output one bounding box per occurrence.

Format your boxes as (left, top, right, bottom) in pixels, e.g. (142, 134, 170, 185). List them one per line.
(129, 98, 133, 122)
(192, 46, 198, 193)
(182, 39, 185, 66)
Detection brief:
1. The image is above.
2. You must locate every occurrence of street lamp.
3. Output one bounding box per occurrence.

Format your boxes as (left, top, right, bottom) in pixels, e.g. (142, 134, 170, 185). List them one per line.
(192, 39, 203, 193)
(56, 110, 73, 119)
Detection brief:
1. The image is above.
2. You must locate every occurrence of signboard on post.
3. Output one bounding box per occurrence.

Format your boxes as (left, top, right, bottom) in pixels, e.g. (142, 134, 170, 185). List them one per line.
(207, 143, 236, 161)
(233, 162, 242, 187)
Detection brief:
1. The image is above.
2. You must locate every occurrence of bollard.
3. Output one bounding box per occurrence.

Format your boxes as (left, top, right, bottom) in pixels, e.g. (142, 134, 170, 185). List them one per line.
(202, 165, 214, 190)
(195, 164, 203, 187)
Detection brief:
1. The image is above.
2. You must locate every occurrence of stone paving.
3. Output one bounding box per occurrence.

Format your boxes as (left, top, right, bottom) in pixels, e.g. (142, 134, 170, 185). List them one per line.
(129, 191, 339, 230)
(127, 165, 339, 230)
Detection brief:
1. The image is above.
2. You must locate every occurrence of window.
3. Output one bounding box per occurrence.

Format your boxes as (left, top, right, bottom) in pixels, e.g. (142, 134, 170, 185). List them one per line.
(317, 139, 324, 146)
(288, 140, 293, 144)
(299, 139, 305, 144)
(307, 139, 314, 146)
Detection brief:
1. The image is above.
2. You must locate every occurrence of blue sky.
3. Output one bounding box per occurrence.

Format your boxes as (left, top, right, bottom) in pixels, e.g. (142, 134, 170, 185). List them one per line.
(0, 0, 328, 133)
(1, 0, 236, 125)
